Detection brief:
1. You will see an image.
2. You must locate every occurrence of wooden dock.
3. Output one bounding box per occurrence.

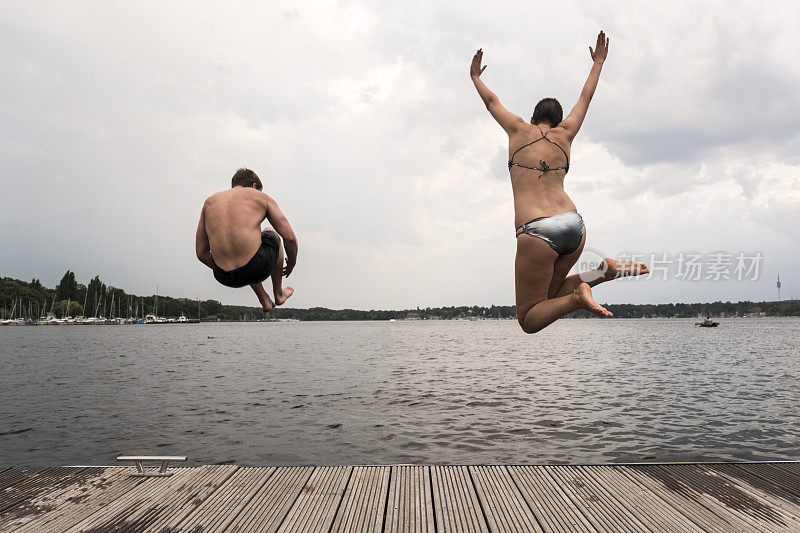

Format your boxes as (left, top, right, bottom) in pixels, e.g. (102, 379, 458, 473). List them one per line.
(2, 463, 800, 531)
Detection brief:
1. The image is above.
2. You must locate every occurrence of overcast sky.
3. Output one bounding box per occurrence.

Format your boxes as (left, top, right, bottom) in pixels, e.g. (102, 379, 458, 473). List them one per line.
(1, 0, 798, 309)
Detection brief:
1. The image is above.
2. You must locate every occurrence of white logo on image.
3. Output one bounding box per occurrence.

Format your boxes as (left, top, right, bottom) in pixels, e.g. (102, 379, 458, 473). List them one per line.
(577, 247, 607, 283)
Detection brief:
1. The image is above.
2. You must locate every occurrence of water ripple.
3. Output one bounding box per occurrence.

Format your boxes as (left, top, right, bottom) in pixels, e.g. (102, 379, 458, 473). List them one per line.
(1, 318, 799, 465)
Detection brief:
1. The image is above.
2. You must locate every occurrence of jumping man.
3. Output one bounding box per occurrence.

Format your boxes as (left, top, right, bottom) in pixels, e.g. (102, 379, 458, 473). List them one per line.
(196, 168, 297, 311)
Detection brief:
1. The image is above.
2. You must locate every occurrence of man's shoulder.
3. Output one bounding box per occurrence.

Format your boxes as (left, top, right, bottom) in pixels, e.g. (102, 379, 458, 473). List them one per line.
(241, 187, 271, 205)
(204, 189, 233, 204)
(205, 187, 269, 208)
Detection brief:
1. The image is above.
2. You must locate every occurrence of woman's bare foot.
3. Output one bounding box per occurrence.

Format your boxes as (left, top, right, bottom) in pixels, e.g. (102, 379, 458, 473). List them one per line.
(572, 283, 613, 317)
(274, 286, 294, 306)
(602, 258, 650, 280)
(259, 293, 275, 312)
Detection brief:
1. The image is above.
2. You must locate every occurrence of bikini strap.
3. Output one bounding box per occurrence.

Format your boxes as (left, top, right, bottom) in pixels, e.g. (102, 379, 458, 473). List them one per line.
(508, 125, 569, 174)
(541, 127, 570, 172)
(509, 162, 547, 179)
(508, 138, 544, 168)
(548, 138, 570, 167)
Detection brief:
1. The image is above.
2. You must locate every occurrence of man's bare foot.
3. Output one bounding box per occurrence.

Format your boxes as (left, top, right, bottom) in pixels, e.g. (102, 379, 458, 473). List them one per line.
(602, 258, 650, 280)
(259, 294, 275, 312)
(572, 283, 613, 317)
(274, 286, 294, 306)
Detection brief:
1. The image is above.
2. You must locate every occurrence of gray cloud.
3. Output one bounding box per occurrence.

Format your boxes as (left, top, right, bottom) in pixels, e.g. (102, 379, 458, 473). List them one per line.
(1, 0, 798, 308)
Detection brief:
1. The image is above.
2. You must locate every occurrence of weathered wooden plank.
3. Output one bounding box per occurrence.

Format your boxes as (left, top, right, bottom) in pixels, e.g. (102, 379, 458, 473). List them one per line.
(384, 466, 435, 533)
(224, 466, 313, 533)
(124, 465, 237, 532)
(430, 465, 488, 533)
(544, 466, 649, 533)
(0, 467, 136, 533)
(738, 464, 800, 500)
(582, 465, 707, 532)
(618, 464, 764, 533)
(3, 462, 800, 533)
(0, 468, 92, 514)
(0, 468, 45, 497)
(55, 468, 196, 533)
(62, 465, 236, 532)
(279, 466, 352, 533)
(508, 466, 596, 533)
(624, 464, 787, 533)
(773, 463, 800, 478)
(697, 465, 800, 523)
(469, 465, 542, 532)
(159, 466, 276, 532)
(330, 466, 390, 533)
(665, 464, 800, 532)
(0, 468, 51, 495)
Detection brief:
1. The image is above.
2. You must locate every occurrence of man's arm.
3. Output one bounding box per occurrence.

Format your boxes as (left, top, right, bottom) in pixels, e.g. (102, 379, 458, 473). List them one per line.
(263, 194, 298, 277)
(470, 49, 525, 135)
(195, 204, 214, 269)
(560, 31, 609, 140)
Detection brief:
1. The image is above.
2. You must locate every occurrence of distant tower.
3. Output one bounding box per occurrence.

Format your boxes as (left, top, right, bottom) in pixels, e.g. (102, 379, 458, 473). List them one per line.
(777, 272, 782, 301)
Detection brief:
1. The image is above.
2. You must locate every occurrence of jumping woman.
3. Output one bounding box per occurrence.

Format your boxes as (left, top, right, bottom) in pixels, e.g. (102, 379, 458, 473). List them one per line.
(470, 31, 649, 333)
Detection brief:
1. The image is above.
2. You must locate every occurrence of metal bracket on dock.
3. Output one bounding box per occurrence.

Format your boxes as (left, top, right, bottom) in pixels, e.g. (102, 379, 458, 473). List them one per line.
(116, 455, 187, 477)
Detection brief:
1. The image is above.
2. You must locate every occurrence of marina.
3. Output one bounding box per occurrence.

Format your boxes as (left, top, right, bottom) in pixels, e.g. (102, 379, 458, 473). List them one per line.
(2, 462, 800, 532)
(0, 315, 198, 326)
(1, 286, 202, 326)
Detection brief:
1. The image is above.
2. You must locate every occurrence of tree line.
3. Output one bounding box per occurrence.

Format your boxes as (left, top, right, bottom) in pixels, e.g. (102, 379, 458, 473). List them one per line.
(2, 272, 798, 321)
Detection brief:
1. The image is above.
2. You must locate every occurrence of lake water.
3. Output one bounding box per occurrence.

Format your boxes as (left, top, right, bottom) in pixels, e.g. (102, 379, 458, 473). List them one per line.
(1, 318, 799, 466)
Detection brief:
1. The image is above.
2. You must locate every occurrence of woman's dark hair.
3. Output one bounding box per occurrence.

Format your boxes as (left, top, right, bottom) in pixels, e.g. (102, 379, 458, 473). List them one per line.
(231, 168, 263, 190)
(532, 98, 563, 127)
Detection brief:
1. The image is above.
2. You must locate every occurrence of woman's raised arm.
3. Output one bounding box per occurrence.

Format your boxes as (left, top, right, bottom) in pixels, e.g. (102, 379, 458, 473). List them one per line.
(560, 31, 609, 140)
(470, 49, 524, 135)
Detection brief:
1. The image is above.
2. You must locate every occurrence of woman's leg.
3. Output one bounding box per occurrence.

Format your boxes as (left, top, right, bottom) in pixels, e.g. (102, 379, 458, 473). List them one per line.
(547, 231, 587, 299)
(546, 228, 650, 298)
(516, 234, 611, 334)
(515, 236, 579, 333)
(551, 259, 650, 298)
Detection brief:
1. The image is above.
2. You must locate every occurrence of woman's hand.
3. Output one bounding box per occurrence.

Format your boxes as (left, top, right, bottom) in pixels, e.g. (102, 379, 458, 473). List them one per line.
(470, 49, 487, 78)
(589, 31, 609, 64)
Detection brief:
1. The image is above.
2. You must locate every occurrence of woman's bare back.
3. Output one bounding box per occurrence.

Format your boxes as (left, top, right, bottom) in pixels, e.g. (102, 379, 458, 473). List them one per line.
(507, 124, 577, 227)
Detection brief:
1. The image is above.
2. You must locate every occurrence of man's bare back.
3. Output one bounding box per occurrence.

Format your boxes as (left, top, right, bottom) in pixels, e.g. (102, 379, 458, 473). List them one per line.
(196, 168, 298, 311)
(203, 187, 270, 271)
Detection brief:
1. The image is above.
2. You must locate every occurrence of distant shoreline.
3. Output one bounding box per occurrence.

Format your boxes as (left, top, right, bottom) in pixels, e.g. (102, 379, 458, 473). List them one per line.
(2, 274, 799, 321)
(3, 316, 798, 327)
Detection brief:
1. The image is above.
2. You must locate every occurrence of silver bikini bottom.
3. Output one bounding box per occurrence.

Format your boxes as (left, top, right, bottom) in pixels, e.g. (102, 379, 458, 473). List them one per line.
(515, 211, 585, 255)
